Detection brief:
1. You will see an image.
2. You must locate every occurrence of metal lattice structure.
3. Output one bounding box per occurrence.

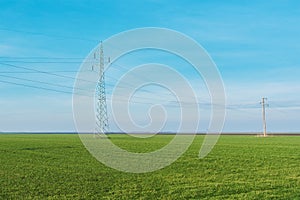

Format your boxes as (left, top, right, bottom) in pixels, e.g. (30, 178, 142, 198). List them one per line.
(95, 42, 109, 135)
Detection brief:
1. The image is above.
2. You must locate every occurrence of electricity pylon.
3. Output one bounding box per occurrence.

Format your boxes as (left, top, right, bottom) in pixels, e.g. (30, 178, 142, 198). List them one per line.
(94, 42, 109, 135)
(260, 97, 268, 137)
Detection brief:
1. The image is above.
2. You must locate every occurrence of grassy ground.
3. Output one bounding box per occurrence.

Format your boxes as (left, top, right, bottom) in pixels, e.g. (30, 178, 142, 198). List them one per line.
(0, 134, 299, 199)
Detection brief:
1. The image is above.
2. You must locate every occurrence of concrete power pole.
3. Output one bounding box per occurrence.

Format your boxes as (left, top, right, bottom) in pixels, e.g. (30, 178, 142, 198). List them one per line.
(260, 97, 268, 137)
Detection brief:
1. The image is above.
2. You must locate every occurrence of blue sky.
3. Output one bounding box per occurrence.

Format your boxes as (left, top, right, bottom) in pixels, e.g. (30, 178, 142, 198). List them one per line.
(1, 0, 300, 132)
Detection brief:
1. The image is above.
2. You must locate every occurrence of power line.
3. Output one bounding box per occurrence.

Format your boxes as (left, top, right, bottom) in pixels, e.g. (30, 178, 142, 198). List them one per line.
(0, 63, 295, 111)
(0, 62, 166, 97)
(0, 64, 216, 108)
(107, 62, 192, 100)
(0, 66, 266, 110)
(0, 61, 297, 114)
(0, 79, 88, 96)
(0, 70, 83, 73)
(0, 56, 86, 59)
(0, 74, 90, 92)
(0, 54, 208, 103)
(0, 73, 297, 113)
(0, 61, 91, 64)
(0, 61, 204, 106)
(0, 62, 97, 84)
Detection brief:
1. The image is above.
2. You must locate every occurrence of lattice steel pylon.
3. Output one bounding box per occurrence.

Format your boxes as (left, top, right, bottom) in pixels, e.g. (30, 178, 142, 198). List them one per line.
(95, 42, 109, 135)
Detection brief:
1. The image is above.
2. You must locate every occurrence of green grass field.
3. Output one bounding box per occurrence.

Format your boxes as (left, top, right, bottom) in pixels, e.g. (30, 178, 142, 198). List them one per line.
(0, 134, 299, 199)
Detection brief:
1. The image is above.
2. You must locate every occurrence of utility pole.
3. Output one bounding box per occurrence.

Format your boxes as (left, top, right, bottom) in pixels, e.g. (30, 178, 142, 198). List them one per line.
(260, 97, 268, 137)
